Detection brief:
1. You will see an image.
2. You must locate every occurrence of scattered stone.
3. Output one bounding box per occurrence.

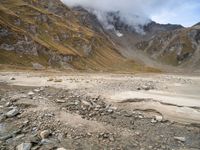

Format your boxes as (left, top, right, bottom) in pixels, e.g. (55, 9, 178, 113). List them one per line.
(0, 114, 6, 122)
(138, 115, 144, 119)
(40, 130, 50, 139)
(151, 118, 157, 123)
(33, 89, 40, 92)
(135, 132, 140, 136)
(142, 85, 150, 91)
(54, 79, 63, 82)
(47, 78, 54, 81)
(16, 143, 32, 150)
(32, 63, 45, 70)
(107, 108, 113, 114)
(10, 94, 27, 102)
(174, 136, 186, 142)
(57, 148, 66, 150)
(10, 77, 16, 80)
(1, 98, 6, 101)
(155, 115, 163, 122)
(6, 108, 19, 117)
(5, 102, 11, 107)
(55, 99, 66, 103)
(28, 91, 35, 96)
(109, 135, 115, 142)
(82, 100, 91, 106)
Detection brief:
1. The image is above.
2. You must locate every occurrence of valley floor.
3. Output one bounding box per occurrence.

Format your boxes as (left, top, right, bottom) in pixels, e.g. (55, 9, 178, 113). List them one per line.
(0, 71, 200, 149)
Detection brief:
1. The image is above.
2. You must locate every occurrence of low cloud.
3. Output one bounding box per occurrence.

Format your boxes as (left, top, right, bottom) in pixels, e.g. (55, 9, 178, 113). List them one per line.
(61, 0, 200, 30)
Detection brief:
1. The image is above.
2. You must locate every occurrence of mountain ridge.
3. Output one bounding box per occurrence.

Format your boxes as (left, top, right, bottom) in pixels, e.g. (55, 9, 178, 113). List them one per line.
(0, 0, 159, 72)
(0, 0, 199, 72)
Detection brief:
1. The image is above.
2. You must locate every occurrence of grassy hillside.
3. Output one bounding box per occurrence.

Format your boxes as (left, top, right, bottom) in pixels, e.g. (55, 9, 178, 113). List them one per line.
(0, 0, 158, 72)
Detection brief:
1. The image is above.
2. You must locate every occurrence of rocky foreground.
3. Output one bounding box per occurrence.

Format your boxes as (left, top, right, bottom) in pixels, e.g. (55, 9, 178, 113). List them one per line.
(0, 72, 200, 150)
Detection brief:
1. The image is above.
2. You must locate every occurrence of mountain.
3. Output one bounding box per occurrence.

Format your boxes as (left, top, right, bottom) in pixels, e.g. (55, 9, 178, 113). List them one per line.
(0, 0, 199, 72)
(0, 0, 157, 72)
(193, 22, 200, 27)
(136, 25, 200, 68)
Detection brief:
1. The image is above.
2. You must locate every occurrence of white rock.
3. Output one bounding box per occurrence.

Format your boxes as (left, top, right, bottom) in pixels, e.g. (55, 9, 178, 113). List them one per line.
(33, 89, 40, 92)
(56, 99, 66, 103)
(6, 108, 19, 117)
(151, 118, 157, 123)
(28, 91, 35, 96)
(155, 115, 163, 122)
(16, 142, 32, 150)
(82, 100, 91, 106)
(174, 136, 186, 142)
(40, 130, 50, 139)
(57, 148, 67, 150)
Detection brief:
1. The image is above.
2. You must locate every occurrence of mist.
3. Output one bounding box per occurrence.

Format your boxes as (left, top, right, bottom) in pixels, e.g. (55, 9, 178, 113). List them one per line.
(61, 0, 200, 31)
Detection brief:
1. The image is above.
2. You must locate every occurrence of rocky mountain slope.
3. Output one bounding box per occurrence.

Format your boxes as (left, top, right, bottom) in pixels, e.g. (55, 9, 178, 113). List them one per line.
(1, 0, 199, 72)
(0, 0, 157, 72)
(136, 25, 200, 68)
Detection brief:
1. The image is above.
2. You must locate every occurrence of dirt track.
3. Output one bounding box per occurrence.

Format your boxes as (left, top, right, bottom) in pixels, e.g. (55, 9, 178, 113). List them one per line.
(0, 71, 200, 149)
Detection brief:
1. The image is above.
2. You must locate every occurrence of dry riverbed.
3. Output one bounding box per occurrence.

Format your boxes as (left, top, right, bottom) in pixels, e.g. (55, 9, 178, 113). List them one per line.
(0, 71, 200, 150)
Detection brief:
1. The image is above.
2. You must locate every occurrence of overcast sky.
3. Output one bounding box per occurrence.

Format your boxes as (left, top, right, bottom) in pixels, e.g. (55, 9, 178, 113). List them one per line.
(61, 0, 200, 27)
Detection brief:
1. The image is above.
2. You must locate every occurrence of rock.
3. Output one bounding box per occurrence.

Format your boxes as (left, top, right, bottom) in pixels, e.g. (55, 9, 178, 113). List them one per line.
(135, 132, 140, 136)
(32, 63, 45, 70)
(1, 98, 6, 101)
(54, 79, 63, 82)
(10, 77, 16, 80)
(28, 91, 35, 96)
(138, 115, 144, 119)
(142, 85, 150, 91)
(16, 143, 32, 150)
(107, 108, 113, 113)
(47, 78, 54, 81)
(57, 148, 67, 150)
(55, 99, 66, 103)
(33, 89, 40, 92)
(82, 100, 91, 106)
(6, 108, 19, 117)
(109, 135, 115, 142)
(5, 102, 11, 107)
(174, 136, 186, 142)
(40, 130, 50, 139)
(151, 118, 157, 123)
(10, 94, 27, 102)
(155, 115, 163, 122)
(0, 114, 6, 122)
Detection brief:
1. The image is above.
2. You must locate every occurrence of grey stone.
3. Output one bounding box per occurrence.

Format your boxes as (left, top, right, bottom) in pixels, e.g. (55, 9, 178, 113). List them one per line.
(40, 130, 50, 139)
(55, 99, 66, 103)
(10, 77, 16, 80)
(54, 79, 63, 82)
(10, 94, 27, 102)
(32, 63, 45, 70)
(174, 136, 186, 142)
(6, 108, 19, 117)
(16, 143, 32, 150)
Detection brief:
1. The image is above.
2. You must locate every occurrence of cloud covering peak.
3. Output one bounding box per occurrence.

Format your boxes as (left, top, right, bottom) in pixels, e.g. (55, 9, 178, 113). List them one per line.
(61, 0, 200, 28)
